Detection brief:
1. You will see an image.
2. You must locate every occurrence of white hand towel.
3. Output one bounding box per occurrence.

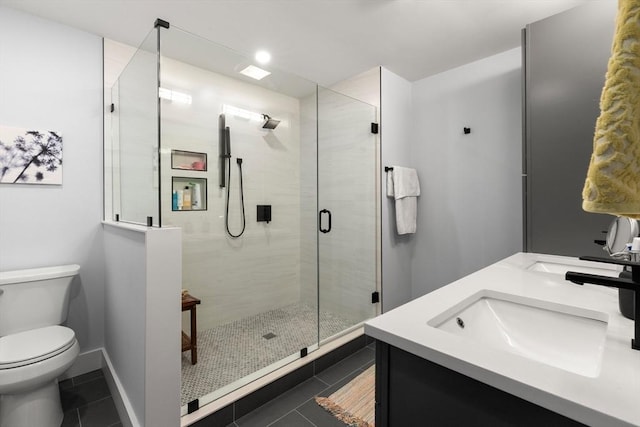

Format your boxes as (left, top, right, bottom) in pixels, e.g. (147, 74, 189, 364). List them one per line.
(388, 166, 420, 235)
(386, 170, 395, 197)
(395, 197, 417, 235)
(392, 166, 420, 199)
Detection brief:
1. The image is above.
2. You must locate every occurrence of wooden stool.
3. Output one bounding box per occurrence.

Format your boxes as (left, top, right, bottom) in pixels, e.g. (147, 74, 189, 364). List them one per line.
(181, 293, 201, 365)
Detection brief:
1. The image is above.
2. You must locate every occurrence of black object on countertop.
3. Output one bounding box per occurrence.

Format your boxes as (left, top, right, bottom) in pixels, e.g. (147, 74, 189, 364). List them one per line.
(619, 270, 636, 320)
(566, 256, 640, 351)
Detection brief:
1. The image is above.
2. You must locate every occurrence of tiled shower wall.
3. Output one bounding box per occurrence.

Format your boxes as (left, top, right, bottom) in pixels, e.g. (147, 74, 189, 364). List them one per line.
(160, 57, 305, 330)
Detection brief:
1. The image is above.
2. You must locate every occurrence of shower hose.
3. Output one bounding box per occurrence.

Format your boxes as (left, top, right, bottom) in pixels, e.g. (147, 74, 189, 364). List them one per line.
(225, 157, 246, 237)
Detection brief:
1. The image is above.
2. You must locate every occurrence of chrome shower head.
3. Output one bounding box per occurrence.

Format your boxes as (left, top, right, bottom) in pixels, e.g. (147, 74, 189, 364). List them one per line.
(262, 114, 280, 130)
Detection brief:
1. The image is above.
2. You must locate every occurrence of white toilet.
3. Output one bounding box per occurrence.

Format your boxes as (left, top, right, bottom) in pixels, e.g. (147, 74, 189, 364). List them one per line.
(0, 265, 80, 427)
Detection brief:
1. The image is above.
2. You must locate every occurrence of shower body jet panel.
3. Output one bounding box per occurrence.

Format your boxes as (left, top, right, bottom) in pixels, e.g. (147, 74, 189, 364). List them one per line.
(219, 114, 232, 188)
(219, 114, 227, 188)
(225, 127, 231, 155)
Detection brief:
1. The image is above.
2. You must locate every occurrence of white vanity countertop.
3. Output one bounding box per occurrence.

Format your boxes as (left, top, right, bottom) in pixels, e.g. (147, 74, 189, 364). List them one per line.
(365, 252, 640, 427)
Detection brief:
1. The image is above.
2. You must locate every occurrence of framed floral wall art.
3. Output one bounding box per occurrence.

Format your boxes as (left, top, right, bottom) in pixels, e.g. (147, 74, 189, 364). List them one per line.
(0, 125, 63, 185)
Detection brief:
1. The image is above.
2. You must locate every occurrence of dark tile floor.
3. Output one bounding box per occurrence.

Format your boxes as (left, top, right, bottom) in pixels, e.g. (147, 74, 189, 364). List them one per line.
(59, 369, 122, 427)
(57, 339, 373, 427)
(228, 341, 375, 427)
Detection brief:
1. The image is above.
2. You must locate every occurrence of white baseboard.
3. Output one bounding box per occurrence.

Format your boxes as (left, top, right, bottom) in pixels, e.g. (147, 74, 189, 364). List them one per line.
(102, 349, 141, 427)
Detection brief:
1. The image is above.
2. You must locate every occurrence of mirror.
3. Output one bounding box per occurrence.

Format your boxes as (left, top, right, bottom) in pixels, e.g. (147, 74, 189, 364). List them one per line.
(604, 217, 639, 255)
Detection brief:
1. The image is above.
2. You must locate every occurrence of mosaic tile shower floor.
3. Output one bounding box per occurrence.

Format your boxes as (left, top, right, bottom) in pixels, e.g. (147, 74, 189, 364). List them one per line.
(181, 303, 353, 406)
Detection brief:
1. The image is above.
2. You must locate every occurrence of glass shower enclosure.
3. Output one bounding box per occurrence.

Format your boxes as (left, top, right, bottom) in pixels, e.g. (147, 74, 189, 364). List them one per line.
(109, 21, 380, 416)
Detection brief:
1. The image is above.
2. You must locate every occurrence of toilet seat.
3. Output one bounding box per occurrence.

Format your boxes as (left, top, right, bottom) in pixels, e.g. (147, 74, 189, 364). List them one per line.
(0, 325, 76, 370)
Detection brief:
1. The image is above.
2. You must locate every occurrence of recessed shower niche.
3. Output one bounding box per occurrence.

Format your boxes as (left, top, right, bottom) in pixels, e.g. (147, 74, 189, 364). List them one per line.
(171, 177, 207, 211)
(171, 149, 207, 171)
(108, 20, 380, 418)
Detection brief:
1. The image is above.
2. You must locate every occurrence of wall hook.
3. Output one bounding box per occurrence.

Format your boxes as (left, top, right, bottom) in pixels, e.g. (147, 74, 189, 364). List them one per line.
(463, 127, 471, 134)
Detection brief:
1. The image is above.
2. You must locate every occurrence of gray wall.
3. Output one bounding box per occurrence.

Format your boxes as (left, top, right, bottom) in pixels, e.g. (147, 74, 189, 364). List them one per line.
(103, 224, 181, 427)
(410, 48, 523, 297)
(0, 6, 105, 353)
(103, 226, 146, 425)
(381, 68, 414, 312)
(382, 56, 524, 305)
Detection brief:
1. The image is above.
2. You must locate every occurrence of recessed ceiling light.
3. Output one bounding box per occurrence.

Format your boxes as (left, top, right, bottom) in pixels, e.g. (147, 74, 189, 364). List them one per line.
(255, 50, 271, 64)
(239, 65, 271, 80)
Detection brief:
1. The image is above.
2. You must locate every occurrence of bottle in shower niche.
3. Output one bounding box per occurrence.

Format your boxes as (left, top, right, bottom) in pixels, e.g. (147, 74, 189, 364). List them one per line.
(191, 182, 202, 210)
(182, 186, 191, 210)
(177, 189, 184, 210)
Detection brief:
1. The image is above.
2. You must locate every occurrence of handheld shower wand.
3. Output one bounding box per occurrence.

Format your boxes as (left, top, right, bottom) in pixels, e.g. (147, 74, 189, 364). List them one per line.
(223, 125, 246, 238)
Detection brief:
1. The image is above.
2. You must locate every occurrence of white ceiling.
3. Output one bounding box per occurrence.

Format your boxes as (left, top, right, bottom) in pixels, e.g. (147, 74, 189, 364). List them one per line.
(0, 0, 599, 85)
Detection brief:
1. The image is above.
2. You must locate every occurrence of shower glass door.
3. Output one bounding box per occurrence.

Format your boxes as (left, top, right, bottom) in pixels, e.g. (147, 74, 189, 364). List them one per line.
(317, 87, 379, 339)
(156, 26, 321, 412)
(112, 23, 385, 417)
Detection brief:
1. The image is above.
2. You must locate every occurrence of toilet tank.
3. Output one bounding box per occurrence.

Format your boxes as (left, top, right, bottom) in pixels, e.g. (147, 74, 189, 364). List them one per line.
(0, 264, 80, 336)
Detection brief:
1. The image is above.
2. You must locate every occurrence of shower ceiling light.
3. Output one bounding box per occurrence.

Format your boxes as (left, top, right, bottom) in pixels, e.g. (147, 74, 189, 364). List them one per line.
(255, 50, 271, 64)
(239, 65, 271, 80)
(159, 87, 192, 104)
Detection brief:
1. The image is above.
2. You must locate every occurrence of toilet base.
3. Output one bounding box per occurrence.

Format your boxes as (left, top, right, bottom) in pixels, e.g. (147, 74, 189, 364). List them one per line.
(0, 380, 63, 427)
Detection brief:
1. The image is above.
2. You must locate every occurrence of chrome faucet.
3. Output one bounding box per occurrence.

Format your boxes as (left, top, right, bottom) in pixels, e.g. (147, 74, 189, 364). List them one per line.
(566, 256, 640, 351)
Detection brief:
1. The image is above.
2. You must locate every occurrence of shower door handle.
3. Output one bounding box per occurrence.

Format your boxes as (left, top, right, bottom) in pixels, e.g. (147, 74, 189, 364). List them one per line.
(319, 209, 332, 233)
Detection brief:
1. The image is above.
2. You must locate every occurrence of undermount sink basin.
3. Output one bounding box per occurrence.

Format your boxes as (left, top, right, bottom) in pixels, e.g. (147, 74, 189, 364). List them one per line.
(527, 260, 620, 277)
(428, 291, 608, 377)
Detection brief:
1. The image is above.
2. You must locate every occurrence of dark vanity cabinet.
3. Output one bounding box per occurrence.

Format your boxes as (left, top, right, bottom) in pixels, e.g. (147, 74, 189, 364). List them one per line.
(374, 341, 585, 427)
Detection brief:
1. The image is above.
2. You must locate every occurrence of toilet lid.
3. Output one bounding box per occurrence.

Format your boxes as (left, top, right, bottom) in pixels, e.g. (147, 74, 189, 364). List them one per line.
(0, 325, 76, 369)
